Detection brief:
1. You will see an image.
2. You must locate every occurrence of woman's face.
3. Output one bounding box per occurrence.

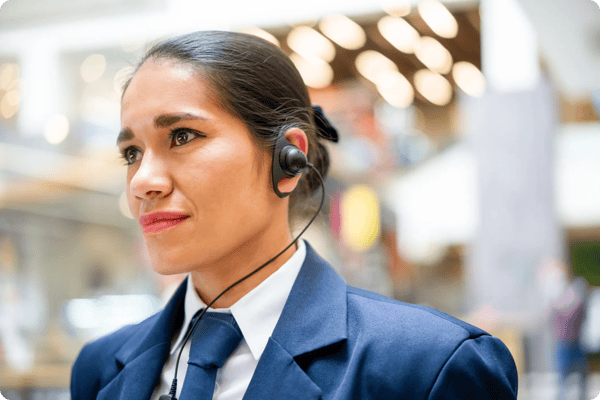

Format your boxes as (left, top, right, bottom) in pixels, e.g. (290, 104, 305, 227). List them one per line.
(119, 59, 283, 276)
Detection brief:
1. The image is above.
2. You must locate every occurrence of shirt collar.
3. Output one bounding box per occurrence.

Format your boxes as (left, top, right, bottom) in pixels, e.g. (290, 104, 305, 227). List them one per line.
(171, 240, 307, 361)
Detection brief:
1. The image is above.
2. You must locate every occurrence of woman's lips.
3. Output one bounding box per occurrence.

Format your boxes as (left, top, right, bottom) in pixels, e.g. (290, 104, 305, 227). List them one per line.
(139, 212, 190, 234)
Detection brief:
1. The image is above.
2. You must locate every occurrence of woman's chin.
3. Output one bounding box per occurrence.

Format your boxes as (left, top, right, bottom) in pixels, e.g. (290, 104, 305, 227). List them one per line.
(153, 266, 190, 276)
(149, 256, 197, 276)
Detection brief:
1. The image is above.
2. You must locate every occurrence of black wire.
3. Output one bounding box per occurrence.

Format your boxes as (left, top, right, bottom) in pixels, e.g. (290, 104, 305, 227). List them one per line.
(166, 163, 325, 399)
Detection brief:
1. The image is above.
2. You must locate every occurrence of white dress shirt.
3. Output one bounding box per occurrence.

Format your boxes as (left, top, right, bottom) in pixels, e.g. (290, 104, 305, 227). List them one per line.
(151, 240, 307, 400)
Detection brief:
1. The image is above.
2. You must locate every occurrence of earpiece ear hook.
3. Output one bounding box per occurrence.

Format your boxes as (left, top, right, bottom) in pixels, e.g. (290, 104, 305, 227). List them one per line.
(271, 132, 307, 198)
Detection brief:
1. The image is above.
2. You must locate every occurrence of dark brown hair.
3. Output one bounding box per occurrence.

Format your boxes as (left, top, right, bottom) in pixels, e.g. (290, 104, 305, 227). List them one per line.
(122, 30, 330, 226)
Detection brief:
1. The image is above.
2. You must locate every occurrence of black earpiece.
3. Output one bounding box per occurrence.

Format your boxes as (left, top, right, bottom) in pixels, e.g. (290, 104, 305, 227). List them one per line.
(271, 131, 307, 198)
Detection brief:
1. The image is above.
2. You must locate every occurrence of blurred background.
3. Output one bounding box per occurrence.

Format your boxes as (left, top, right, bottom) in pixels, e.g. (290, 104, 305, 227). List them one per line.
(1, 0, 600, 398)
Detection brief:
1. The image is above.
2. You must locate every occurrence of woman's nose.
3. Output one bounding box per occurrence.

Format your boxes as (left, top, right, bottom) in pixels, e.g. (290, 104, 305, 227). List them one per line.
(129, 153, 172, 200)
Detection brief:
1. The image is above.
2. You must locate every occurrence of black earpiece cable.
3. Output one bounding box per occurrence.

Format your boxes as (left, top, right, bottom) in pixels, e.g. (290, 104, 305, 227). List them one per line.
(160, 164, 325, 400)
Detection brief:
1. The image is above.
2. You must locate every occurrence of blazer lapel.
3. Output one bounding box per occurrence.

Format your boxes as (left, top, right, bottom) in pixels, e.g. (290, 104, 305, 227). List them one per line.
(97, 278, 188, 400)
(243, 338, 322, 400)
(244, 242, 348, 399)
(96, 343, 172, 400)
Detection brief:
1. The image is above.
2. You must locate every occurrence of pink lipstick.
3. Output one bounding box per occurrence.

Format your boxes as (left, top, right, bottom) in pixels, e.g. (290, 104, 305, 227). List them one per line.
(139, 212, 189, 234)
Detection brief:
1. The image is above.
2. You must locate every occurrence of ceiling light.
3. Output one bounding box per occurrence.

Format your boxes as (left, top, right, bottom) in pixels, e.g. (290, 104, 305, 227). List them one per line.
(415, 36, 453, 74)
(319, 15, 366, 50)
(382, 1, 411, 17)
(377, 16, 420, 54)
(355, 50, 398, 86)
(418, 0, 459, 39)
(376, 70, 414, 108)
(80, 54, 107, 83)
(452, 62, 486, 97)
(242, 28, 281, 47)
(287, 26, 336, 63)
(414, 69, 453, 106)
(290, 53, 334, 89)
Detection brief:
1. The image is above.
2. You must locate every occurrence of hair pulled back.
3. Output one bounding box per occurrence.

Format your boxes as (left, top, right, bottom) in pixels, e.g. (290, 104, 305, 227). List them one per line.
(123, 30, 331, 225)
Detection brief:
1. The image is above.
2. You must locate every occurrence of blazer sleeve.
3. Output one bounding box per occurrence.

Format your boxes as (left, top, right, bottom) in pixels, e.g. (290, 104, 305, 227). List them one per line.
(427, 335, 518, 400)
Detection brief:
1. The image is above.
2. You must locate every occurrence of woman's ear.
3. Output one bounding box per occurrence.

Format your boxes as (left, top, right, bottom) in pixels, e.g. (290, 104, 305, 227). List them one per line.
(277, 127, 308, 195)
(284, 127, 308, 155)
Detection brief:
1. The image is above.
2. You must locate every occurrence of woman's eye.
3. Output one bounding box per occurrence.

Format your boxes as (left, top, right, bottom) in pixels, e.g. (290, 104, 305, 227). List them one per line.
(122, 148, 140, 165)
(171, 129, 197, 147)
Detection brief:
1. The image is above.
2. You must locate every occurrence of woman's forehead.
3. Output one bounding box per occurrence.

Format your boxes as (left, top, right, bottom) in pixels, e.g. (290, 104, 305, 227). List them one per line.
(127, 60, 199, 94)
(121, 61, 215, 115)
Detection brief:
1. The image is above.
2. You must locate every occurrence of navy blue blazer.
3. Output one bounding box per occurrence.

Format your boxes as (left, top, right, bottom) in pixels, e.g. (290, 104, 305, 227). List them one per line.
(71, 242, 518, 399)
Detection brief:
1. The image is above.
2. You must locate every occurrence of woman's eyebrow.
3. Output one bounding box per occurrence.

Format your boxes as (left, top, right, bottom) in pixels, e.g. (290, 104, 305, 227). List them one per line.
(154, 112, 207, 128)
(117, 128, 133, 145)
(117, 112, 208, 145)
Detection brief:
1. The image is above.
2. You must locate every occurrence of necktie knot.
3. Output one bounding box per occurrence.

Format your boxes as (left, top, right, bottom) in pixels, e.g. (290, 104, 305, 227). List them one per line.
(180, 311, 242, 399)
(187, 311, 243, 369)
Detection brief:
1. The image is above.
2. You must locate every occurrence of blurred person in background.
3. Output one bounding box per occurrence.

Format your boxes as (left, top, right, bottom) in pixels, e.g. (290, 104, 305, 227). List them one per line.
(70, 30, 517, 400)
(544, 261, 588, 400)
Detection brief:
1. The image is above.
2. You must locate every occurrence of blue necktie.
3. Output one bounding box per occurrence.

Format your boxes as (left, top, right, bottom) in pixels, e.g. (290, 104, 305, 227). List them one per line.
(179, 311, 243, 400)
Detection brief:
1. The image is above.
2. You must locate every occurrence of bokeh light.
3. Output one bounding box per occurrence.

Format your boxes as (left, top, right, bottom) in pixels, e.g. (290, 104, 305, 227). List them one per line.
(0, 63, 19, 90)
(319, 14, 366, 50)
(242, 27, 281, 47)
(290, 53, 334, 88)
(0, 91, 19, 119)
(80, 54, 107, 83)
(287, 26, 336, 63)
(44, 114, 70, 144)
(355, 50, 398, 85)
(415, 36, 453, 74)
(452, 61, 486, 97)
(417, 0, 459, 39)
(341, 185, 380, 252)
(376, 70, 414, 108)
(414, 69, 453, 106)
(382, 1, 411, 17)
(4, 89, 19, 106)
(377, 16, 420, 54)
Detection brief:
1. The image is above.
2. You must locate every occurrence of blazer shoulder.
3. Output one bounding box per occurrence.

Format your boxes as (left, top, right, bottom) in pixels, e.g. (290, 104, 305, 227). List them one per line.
(344, 286, 517, 399)
(347, 285, 487, 341)
(345, 286, 490, 378)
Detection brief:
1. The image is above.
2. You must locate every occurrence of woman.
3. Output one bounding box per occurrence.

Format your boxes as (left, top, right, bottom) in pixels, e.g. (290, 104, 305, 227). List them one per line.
(71, 30, 518, 400)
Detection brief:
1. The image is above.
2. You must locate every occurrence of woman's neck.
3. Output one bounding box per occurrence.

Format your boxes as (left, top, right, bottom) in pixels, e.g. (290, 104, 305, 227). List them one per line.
(189, 226, 297, 308)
